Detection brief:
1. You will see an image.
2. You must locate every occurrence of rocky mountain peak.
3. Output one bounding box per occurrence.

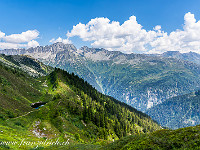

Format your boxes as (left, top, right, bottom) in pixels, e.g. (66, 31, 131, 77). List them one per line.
(23, 42, 77, 55)
(51, 42, 76, 50)
(162, 51, 181, 57)
(80, 46, 108, 53)
(46, 42, 77, 53)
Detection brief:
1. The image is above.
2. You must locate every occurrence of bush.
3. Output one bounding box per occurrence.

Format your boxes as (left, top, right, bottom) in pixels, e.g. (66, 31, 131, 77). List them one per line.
(15, 121, 24, 127)
(0, 114, 5, 120)
(6, 111, 15, 118)
(74, 133, 81, 141)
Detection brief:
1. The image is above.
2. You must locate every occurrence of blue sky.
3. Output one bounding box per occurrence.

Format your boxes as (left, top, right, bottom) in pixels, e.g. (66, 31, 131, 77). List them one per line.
(1, 0, 200, 53)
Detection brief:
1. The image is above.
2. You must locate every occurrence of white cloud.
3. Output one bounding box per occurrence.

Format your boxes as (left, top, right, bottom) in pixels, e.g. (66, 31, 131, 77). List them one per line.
(0, 31, 5, 39)
(154, 25, 161, 31)
(3, 30, 39, 43)
(49, 37, 72, 44)
(0, 30, 40, 50)
(27, 40, 39, 48)
(67, 12, 200, 54)
(67, 16, 164, 53)
(0, 42, 26, 50)
(149, 12, 200, 54)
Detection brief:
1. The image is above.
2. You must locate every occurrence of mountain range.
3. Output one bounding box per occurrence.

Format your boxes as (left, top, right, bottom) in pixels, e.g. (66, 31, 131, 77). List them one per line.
(2, 43, 200, 114)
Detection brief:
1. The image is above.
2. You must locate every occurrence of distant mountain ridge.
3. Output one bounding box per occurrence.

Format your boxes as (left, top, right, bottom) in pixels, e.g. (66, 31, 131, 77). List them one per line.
(157, 50, 200, 65)
(1, 43, 200, 113)
(3, 45, 200, 65)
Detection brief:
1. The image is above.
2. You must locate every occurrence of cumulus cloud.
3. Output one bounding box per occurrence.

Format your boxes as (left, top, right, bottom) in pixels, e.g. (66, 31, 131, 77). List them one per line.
(67, 16, 164, 53)
(27, 40, 39, 48)
(149, 12, 200, 54)
(49, 37, 72, 44)
(67, 12, 200, 54)
(3, 30, 39, 43)
(0, 30, 39, 49)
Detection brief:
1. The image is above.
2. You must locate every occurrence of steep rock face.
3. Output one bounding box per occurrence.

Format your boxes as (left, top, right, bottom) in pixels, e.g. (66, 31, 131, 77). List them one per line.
(1, 43, 200, 112)
(146, 91, 200, 129)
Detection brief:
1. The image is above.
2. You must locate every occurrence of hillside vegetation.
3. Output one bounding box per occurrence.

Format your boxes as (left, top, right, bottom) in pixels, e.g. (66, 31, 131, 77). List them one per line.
(0, 54, 200, 149)
(102, 124, 200, 150)
(0, 55, 160, 149)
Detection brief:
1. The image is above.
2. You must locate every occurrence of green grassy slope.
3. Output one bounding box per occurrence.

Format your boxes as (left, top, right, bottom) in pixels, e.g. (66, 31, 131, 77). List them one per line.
(0, 63, 52, 119)
(0, 56, 161, 149)
(103, 125, 200, 150)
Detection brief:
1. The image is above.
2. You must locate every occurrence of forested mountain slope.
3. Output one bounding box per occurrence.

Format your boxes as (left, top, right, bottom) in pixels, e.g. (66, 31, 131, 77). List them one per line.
(0, 55, 161, 149)
(102, 124, 200, 150)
